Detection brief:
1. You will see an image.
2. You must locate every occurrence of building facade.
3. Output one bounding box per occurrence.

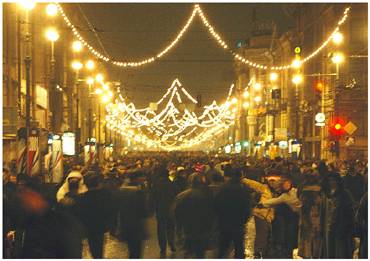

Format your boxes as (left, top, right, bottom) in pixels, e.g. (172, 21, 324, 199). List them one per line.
(231, 3, 367, 160)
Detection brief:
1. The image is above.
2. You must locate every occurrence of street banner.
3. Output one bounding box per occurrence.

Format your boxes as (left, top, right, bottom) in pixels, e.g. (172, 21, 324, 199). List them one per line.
(16, 128, 27, 175)
(28, 130, 40, 176)
(44, 151, 52, 183)
(84, 144, 96, 165)
(51, 138, 63, 183)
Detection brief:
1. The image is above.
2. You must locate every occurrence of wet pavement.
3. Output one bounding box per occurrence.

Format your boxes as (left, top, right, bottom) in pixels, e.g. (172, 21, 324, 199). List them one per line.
(82, 216, 256, 259)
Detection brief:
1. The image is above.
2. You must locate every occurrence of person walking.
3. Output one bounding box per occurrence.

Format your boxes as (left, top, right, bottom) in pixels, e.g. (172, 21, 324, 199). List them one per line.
(297, 174, 322, 258)
(79, 174, 114, 258)
(172, 172, 214, 258)
(118, 170, 149, 258)
(215, 167, 252, 259)
(320, 172, 355, 258)
(151, 165, 177, 257)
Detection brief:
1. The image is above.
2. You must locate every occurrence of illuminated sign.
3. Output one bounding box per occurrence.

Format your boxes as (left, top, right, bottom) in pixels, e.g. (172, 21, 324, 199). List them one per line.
(224, 145, 231, 154)
(315, 112, 325, 126)
(235, 142, 241, 153)
(278, 141, 288, 149)
(62, 132, 75, 156)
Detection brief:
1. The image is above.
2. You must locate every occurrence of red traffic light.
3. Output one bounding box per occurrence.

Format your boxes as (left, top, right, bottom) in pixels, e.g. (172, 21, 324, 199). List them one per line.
(329, 118, 346, 141)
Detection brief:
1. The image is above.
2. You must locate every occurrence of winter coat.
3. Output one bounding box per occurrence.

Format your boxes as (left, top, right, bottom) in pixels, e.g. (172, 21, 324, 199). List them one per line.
(21, 208, 84, 258)
(173, 187, 214, 240)
(214, 179, 252, 232)
(151, 175, 177, 218)
(56, 171, 88, 202)
(320, 188, 355, 258)
(343, 173, 365, 203)
(356, 192, 368, 259)
(297, 184, 322, 258)
(118, 184, 149, 241)
(241, 178, 274, 223)
(79, 188, 114, 234)
(262, 187, 302, 213)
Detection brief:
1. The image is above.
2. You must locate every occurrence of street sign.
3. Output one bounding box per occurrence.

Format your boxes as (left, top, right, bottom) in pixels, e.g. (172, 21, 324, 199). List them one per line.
(344, 121, 357, 135)
(315, 112, 325, 126)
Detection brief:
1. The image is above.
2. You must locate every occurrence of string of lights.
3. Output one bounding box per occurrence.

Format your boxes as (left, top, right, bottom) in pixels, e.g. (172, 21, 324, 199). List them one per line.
(105, 79, 236, 150)
(55, 2, 350, 71)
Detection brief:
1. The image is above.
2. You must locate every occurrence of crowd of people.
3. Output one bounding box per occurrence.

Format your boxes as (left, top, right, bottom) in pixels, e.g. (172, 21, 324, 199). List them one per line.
(3, 152, 368, 259)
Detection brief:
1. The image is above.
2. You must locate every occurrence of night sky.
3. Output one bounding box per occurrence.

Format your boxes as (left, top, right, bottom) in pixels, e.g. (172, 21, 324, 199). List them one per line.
(65, 3, 295, 107)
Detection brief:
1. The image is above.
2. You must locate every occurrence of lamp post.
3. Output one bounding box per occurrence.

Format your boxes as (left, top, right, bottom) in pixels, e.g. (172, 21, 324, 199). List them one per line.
(331, 52, 344, 159)
(292, 74, 303, 140)
(45, 28, 59, 132)
(86, 77, 94, 145)
(19, 0, 35, 176)
(269, 72, 279, 142)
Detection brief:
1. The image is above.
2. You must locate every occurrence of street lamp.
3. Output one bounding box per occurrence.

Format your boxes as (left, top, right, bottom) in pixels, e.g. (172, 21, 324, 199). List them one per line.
(19, 0, 36, 10)
(332, 31, 343, 45)
(96, 73, 104, 83)
(243, 102, 250, 109)
(331, 52, 344, 64)
(292, 74, 303, 85)
(72, 40, 83, 52)
(254, 96, 262, 103)
(19, 0, 35, 176)
(254, 82, 262, 91)
(331, 52, 344, 80)
(85, 60, 95, 70)
(95, 88, 103, 95)
(270, 72, 278, 82)
(46, 3, 58, 17)
(292, 58, 302, 69)
(45, 27, 59, 137)
(86, 77, 94, 85)
(45, 28, 59, 42)
(292, 73, 303, 140)
(71, 60, 83, 71)
(102, 83, 110, 91)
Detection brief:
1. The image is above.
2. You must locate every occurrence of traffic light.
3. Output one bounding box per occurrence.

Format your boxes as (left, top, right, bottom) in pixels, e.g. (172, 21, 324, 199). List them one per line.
(314, 81, 323, 98)
(329, 118, 346, 141)
(315, 81, 324, 92)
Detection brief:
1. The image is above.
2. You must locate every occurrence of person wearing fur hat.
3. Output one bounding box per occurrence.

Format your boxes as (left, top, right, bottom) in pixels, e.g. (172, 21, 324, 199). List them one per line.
(56, 171, 88, 203)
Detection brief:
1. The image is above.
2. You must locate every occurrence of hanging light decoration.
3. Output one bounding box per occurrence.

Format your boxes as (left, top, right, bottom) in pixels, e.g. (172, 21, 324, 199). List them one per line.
(55, 2, 351, 70)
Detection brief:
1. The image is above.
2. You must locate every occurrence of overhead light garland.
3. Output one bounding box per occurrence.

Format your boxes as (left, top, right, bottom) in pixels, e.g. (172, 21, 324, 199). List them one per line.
(55, 2, 350, 70)
(105, 79, 236, 150)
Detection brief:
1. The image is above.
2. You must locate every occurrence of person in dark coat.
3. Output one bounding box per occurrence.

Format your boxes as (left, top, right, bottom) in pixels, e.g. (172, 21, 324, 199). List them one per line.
(118, 170, 149, 258)
(172, 172, 214, 258)
(356, 191, 367, 259)
(14, 177, 84, 258)
(297, 174, 322, 258)
(320, 172, 355, 258)
(214, 167, 252, 259)
(79, 174, 114, 258)
(151, 165, 177, 257)
(343, 166, 365, 205)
